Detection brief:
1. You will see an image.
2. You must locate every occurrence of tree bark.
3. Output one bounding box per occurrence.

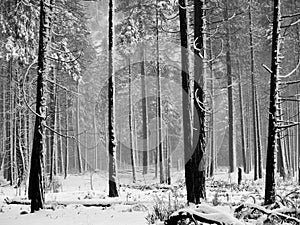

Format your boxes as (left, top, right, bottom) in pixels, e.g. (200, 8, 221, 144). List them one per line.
(141, 46, 148, 175)
(28, 0, 54, 212)
(264, 0, 281, 205)
(75, 80, 82, 173)
(249, 0, 258, 180)
(128, 57, 136, 183)
(108, 0, 118, 197)
(193, 0, 207, 202)
(179, 0, 194, 203)
(224, 0, 236, 173)
(237, 61, 247, 173)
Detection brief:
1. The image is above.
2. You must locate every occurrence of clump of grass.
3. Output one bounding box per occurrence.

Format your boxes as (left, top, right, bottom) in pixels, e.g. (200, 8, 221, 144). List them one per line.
(145, 193, 185, 225)
(45, 176, 62, 193)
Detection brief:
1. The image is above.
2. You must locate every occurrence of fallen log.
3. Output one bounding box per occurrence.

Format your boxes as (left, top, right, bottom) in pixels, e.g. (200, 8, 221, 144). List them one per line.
(4, 197, 148, 208)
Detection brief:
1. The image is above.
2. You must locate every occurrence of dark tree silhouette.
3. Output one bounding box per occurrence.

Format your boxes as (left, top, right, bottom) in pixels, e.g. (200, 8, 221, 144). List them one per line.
(28, 0, 54, 213)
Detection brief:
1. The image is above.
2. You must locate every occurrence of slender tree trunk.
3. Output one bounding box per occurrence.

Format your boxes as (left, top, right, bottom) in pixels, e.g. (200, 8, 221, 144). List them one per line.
(128, 57, 136, 183)
(108, 0, 118, 197)
(208, 36, 215, 177)
(93, 105, 98, 170)
(264, 0, 281, 205)
(49, 66, 56, 182)
(255, 89, 263, 179)
(237, 61, 248, 173)
(141, 46, 148, 175)
(179, 0, 194, 203)
(64, 92, 69, 179)
(155, 0, 164, 183)
(28, 0, 54, 212)
(4, 60, 12, 183)
(249, 0, 258, 180)
(224, 0, 236, 173)
(75, 80, 82, 173)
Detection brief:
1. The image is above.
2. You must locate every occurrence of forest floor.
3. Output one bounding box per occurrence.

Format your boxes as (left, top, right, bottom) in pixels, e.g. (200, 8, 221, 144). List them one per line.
(0, 168, 299, 225)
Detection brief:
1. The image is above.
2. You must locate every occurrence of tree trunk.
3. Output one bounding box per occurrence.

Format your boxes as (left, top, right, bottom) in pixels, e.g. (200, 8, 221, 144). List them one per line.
(128, 57, 136, 183)
(193, 0, 207, 202)
(208, 36, 215, 177)
(75, 80, 82, 173)
(108, 0, 118, 197)
(224, 0, 236, 173)
(237, 61, 247, 173)
(93, 105, 98, 170)
(64, 92, 69, 179)
(179, 0, 194, 203)
(249, 0, 258, 180)
(155, 0, 164, 183)
(141, 46, 148, 175)
(255, 89, 263, 179)
(28, 0, 54, 212)
(264, 0, 281, 205)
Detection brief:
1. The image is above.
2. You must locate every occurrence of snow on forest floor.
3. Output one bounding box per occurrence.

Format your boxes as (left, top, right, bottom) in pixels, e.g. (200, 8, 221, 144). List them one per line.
(0, 168, 299, 225)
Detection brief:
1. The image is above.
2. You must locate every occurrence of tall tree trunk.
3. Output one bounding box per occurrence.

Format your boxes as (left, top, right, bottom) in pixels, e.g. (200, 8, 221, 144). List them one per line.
(237, 61, 247, 173)
(224, 0, 236, 173)
(179, 0, 194, 203)
(64, 92, 69, 179)
(264, 0, 281, 205)
(249, 0, 258, 180)
(108, 0, 118, 197)
(4, 60, 12, 183)
(93, 105, 98, 170)
(155, 0, 164, 183)
(255, 89, 263, 178)
(209, 36, 215, 177)
(28, 0, 54, 212)
(193, 0, 206, 202)
(49, 66, 56, 182)
(75, 80, 82, 173)
(141, 46, 148, 175)
(128, 57, 136, 183)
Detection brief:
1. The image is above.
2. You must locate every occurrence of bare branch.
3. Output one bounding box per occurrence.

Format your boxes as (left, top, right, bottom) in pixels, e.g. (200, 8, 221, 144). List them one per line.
(279, 57, 300, 78)
(262, 64, 272, 74)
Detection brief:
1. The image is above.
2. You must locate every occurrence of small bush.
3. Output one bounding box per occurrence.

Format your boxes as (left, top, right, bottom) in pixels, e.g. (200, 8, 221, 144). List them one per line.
(145, 194, 185, 225)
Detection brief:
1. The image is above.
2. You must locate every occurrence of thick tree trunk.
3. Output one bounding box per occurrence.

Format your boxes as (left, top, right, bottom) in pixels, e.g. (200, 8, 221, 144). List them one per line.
(108, 0, 118, 197)
(179, 0, 194, 203)
(224, 0, 236, 173)
(264, 0, 281, 205)
(28, 0, 54, 212)
(193, 0, 206, 202)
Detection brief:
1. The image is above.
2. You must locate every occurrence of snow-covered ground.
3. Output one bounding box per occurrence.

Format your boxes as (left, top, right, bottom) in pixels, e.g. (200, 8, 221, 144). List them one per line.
(0, 169, 299, 225)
